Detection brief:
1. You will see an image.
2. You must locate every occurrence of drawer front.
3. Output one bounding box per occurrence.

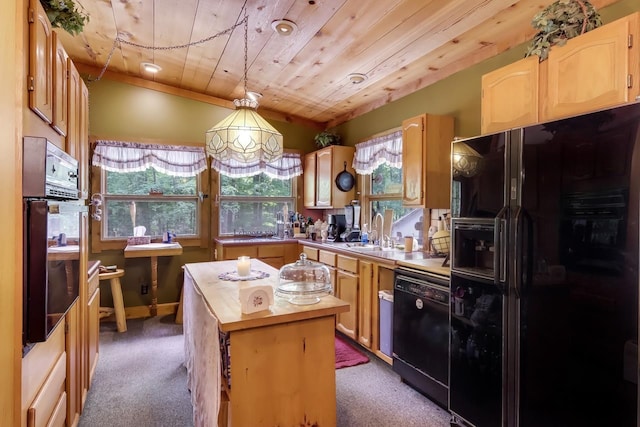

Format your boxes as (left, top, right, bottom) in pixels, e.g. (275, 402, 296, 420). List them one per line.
(27, 351, 67, 427)
(258, 245, 284, 258)
(337, 255, 358, 274)
(88, 271, 99, 297)
(302, 246, 319, 261)
(224, 246, 258, 259)
(319, 250, 336, 267)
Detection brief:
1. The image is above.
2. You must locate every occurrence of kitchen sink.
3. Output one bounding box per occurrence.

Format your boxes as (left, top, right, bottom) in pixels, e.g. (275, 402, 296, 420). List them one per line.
(349, 245, 397, 252)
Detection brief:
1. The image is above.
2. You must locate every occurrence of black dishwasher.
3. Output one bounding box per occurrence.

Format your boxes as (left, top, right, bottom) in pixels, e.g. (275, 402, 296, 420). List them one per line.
(393, 266, 450, 408)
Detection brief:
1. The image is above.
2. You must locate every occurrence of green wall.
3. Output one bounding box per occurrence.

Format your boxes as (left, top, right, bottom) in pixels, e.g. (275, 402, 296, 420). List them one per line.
(87, 78, 318, 152)
(87, 0, 638, 309)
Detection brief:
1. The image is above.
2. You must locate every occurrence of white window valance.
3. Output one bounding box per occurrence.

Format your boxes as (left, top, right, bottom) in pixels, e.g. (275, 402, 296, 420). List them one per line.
(92, 140, 207, 177)
(353, 129, 403, 175)
(211, 151, 302, 179)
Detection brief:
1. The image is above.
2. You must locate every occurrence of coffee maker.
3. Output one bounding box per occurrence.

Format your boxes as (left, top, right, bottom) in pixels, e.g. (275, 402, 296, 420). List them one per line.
(327, 214, 346, 242)
(341, 202, 362, 242)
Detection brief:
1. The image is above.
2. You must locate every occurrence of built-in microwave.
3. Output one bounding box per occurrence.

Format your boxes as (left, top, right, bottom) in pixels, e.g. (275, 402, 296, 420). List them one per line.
(22, 137, 85, 349)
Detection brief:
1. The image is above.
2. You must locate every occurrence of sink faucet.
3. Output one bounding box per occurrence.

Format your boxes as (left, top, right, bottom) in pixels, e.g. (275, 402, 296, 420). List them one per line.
(373, 213, 384, 246)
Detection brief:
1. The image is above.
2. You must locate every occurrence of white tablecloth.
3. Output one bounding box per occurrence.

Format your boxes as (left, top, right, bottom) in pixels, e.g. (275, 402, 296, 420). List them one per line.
(183, 270, 221, 427)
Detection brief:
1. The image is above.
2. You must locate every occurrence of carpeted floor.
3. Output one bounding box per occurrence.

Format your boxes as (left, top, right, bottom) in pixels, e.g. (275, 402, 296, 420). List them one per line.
(79, 315, 450, 427)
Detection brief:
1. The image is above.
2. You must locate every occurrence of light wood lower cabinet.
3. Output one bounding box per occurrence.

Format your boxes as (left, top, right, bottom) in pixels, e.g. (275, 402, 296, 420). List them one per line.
(65, 301, 81, 427)
(336, 269, 358, 339)
(358, 260, 374, 348)
(215, 241, 299, 268)
(301, 244, 400, 365)
(87, 287, 100, 389)
(21, 324, 66, 427)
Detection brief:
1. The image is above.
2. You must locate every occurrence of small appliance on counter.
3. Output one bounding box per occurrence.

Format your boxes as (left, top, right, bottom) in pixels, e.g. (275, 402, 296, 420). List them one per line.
(327, 214, 346, 242)
(341, 202, 362, 242)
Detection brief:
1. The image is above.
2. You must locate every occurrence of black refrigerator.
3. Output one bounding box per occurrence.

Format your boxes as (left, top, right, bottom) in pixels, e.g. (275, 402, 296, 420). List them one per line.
(449, 102, 640, 427)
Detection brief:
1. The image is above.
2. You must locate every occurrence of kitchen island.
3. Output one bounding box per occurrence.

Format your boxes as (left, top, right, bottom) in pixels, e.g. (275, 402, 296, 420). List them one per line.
(183, 259, 350, 427)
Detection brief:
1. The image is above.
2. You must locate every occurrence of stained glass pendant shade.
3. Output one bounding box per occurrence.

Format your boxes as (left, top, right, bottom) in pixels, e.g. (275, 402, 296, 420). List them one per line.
(206, 98, 283, 163)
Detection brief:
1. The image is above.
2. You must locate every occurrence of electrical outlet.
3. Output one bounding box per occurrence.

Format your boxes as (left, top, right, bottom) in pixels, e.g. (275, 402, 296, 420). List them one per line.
(141, 283, 149, 295)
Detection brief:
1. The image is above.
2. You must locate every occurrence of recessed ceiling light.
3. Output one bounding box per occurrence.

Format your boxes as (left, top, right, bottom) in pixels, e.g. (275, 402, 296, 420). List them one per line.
(271, 19, 298, 36)
(141, 62, 162, 73)
(348, 73, 367, 84)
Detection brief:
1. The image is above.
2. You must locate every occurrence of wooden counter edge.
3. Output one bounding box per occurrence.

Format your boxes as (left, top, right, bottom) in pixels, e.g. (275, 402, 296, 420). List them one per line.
(218, 299, 350, 333)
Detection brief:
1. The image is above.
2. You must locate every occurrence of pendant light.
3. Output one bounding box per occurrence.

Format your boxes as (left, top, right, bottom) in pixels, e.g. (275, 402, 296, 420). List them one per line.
(205, 15, 283, 165)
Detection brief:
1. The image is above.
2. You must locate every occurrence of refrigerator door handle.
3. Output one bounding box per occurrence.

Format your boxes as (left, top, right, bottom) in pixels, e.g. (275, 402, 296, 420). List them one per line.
(494, 206, 508, 293)
(514, 206, 523, 298)
(513, 206, 533, 298)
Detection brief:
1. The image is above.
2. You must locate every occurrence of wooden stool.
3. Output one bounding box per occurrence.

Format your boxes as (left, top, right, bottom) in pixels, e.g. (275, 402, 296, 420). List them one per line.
(98, 269, 127, 332)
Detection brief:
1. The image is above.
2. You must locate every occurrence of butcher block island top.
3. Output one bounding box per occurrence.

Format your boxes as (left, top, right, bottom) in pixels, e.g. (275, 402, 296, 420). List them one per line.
(184, 259, 349, 332)
(183, 259, 349, 427)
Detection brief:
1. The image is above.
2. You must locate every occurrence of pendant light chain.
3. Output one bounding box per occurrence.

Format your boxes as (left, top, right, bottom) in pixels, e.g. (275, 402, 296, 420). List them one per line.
(92, 16, 249, 82)
(242, 12, 249, 99)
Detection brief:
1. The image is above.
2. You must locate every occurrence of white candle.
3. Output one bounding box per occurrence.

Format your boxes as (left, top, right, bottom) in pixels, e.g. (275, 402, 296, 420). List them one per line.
(237, 256, 251, 277)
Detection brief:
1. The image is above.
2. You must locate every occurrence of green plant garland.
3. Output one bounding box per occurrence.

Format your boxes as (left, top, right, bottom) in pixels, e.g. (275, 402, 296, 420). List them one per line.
(525, 0, 602, 62)
(40, 0, 89, 35)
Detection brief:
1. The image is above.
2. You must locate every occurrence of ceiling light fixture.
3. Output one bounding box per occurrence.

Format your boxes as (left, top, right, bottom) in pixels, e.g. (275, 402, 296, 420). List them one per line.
(141, 62, 162, 73)
(348, 73, 367, 84)
(206, 16, 283, 166)
(271, 19, 298, 36)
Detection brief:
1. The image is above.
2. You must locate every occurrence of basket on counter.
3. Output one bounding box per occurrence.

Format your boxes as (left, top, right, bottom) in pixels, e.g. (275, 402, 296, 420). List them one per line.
(431, 231, 450, 256)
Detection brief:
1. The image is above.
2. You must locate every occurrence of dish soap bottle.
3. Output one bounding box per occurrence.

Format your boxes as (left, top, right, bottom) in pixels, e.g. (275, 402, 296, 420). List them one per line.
(361, 224, 369, 245)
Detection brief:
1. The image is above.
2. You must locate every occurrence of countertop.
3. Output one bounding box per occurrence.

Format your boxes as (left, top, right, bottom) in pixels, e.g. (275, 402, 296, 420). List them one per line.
(184, 259, 349, 333)
(301, 239, 450, 274)
(215, 236, 451, 276)
(214, 237, 299, 246)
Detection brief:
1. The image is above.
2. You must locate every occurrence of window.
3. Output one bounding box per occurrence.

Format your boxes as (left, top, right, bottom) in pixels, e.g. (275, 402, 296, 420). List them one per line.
(101, 168, 201, 239)
(218, 173, 295, 235)
(355, 128, 422, 244)
(90, 139, 209, 250)
(365, 163, 421, 243)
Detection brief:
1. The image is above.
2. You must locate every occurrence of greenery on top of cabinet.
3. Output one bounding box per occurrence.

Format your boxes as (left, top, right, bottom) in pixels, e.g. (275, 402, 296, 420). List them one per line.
(41, 0, 89, 35)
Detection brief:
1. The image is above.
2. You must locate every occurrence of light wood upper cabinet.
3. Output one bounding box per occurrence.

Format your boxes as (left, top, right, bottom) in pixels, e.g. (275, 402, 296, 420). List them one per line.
(316, 148, 333, 206)
(66, 60, 80, 160)
(28, 0, 53, 124)
(542, 12, 639, 122)
(303, 145, 355, 209)
(481, 55, 539, 134)
(303, 152, 316, 207)
(52, 32, 68, 136)
(481, 12, 640, 133)
(402, 114, 454, 208)
(79, 80, 90, 198)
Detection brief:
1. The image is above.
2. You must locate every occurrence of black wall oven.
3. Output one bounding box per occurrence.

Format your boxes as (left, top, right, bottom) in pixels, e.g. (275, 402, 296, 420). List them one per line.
(23, 137, 85, 348)
(393, 267, 450, 408)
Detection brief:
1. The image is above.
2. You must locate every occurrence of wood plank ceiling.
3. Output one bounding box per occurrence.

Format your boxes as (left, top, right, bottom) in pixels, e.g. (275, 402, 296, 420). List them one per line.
(56, 0, 620, 129)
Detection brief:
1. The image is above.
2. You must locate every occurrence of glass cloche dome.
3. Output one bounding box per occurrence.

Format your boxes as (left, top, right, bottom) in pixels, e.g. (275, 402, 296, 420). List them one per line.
(276, 253, 332, 305)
